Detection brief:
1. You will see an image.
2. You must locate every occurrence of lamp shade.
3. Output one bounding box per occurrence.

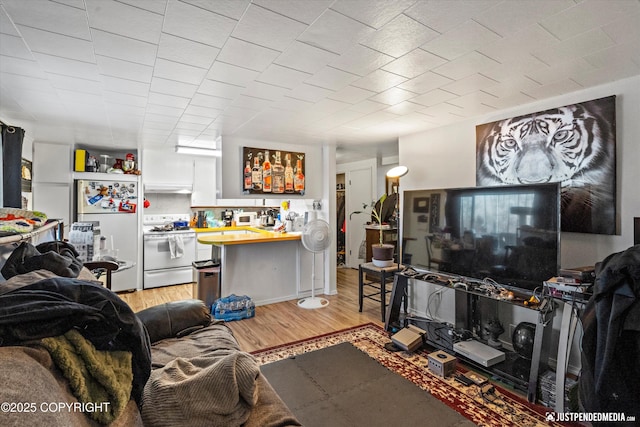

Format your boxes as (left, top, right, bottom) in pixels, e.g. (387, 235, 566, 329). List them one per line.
(386, 165, 408, 178)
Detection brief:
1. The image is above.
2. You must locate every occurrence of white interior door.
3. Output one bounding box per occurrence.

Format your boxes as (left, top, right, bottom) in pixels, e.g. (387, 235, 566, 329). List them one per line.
(346, 166, 374, 268)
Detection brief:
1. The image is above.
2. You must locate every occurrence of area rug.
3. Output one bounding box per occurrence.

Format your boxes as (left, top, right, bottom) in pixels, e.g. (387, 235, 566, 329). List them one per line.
(252, 323, 564, 427)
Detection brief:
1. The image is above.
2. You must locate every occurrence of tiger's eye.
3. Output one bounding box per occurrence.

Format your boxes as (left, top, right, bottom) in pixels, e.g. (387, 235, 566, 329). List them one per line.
(553, 130, 573, 143)
(500, 138, 517, 150)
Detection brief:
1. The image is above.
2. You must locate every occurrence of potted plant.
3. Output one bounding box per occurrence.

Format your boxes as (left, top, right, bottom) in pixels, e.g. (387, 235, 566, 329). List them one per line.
(350, 195, 395, 267)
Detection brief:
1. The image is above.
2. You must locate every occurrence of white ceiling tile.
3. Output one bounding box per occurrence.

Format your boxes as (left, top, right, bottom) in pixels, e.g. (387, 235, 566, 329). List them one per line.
(175, 119, 209, 130)
(329, 44, 394, 76)
(91, 29, 158, 66)
(253, 0, 332, 24)
(272, 96, 314, 112)
(480, 55, 549, 82)
(17, 26, 95, 63)
(475, 0, 575, 37)
(31, 53, 99, 80)
(344, 110, 399, 129)
(190, 93, 233, 109)
(440, 73, 499, 96)
(105, 91, 148, 108)
(297, 9, 375, 55)
(397, 71, 453, 94)
(405, 0, 500, 33)
(106, 102, 145, 118)
(146, 103, 183, 118)
(47, 73, 101, 94)
(257, 64, 311, 89)
(163, 0, 237, 48)
(419, 102, 467, 119)
(0, 7, 20, 36)
(348, 99, 389, 114)
(0, 56, 47, 80)
(381, 48, 447, 79)
(522, 79, 584, 100)
(481, 76, 541, 98)
(240, 81, 290, 101)
(287, 83, 334, 103)
(477, 25, 559, 64)
(483, 92, 536, 110)
(532, 28, 616, 65)
(352, 69, 407, 92)
(150, 76, 197, 98)
(431, 51, 499, 80)
(275, 42, 339, 74)
(420, 20, 502, 61)
(96, 55, 153, 83)
(446, 91, 497, 109)
(117, 0, 168, 15)
(601, 12, 640, 44)
(144, 114, 179, 127)
(384, 101, 425, 115)
(183, 104, 224, 118)
(2, 0, 91, 40)
(181, 0, 250, 20)
(157, 33, 220, 69)
(539, 0, 640, 40)
(231, 4, 307, 51)
(198, 79, 244, 99)
(584, 43, 640, 69)
(330, 0, 417, 29)
(216, 38, 280, 72)
(304, 67, 359, 91)
(361, 14, 438, 58)
(525, 58, 596, 85)
(207, 62, 260, 87)
(86, 0, 163, 44)
(231, 95, 274, 110)
(328, 85, 376, 104)
(572, 59, 640, 87)
(410, 89, 458, 107)
(102, 76, 150, 97)
(154, 58, 207, 85)
(0, 68, 51, 91)
(369, 87, 417, 105)
(147, 92, 190, 109)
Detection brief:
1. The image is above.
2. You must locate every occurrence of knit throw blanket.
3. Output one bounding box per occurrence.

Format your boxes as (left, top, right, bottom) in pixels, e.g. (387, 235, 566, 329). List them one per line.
(141, 351, 260, 427)
(41, 329, 133, 424)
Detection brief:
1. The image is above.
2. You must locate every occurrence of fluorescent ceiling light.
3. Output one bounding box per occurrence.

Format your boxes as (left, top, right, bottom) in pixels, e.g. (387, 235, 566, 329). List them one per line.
(386, 165, 409, 178)
(175, 145, 221, 156)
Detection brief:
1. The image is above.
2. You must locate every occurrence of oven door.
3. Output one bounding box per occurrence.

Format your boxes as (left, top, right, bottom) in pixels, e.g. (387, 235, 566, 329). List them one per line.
(143, 232, 197, 270)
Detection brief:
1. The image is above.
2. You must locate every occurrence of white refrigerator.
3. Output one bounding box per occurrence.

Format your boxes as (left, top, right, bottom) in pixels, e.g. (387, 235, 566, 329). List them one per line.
(75, 176, 141, 292)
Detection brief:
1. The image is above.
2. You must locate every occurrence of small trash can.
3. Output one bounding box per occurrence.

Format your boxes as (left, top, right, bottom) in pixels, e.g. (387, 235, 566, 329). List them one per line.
(192, 260, 221, 310)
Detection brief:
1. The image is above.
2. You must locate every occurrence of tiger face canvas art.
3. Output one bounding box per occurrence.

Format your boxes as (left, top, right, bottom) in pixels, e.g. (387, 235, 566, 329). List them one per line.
(476, 96, 616, 235)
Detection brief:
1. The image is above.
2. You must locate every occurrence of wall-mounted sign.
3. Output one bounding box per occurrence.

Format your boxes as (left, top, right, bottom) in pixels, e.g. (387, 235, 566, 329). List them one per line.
(242, 147, 305, 195)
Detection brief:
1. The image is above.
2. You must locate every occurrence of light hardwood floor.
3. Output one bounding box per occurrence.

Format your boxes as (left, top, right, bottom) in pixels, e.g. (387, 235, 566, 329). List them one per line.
(118, 267, 385, 352)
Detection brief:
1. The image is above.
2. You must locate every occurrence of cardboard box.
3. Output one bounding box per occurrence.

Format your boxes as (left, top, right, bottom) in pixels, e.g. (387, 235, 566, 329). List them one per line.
(75, 149, 87, 172)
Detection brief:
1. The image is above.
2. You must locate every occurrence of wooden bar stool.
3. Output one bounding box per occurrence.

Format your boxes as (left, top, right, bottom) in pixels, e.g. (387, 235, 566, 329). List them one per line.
(358, 262, 403, 321)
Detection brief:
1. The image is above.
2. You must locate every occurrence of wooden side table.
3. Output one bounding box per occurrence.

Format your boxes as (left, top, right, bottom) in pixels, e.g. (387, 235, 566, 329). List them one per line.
(358, 262, 403, 321)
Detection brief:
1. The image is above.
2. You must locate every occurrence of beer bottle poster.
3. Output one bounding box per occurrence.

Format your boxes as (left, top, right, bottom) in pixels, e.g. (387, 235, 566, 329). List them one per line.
(242, 147, 305, 195)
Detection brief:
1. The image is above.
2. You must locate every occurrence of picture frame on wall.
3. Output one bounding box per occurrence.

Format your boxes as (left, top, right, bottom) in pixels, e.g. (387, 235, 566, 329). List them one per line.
(475, 95, 616, 235)
(413, 197, 429, 213)
(242, 147, 305, 195)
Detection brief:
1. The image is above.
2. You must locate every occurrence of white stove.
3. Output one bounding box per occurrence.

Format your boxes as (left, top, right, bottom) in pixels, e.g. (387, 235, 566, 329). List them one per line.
(142, 214, 197, 289)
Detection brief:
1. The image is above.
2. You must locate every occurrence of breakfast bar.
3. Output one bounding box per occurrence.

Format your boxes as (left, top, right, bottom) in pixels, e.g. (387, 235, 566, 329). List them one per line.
(197, 227, 315, 306)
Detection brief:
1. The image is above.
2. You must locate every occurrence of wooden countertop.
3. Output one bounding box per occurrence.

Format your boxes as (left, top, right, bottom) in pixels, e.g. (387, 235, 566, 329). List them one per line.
(196, 226, 301, 245)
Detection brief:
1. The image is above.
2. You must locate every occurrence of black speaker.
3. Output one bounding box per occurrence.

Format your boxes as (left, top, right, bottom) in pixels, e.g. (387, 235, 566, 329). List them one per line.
(634, 217, 640, 245)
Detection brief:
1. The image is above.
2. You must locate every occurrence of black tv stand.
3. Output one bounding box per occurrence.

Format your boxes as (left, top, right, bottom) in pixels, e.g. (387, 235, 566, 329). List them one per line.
(385, 270, 554, 404)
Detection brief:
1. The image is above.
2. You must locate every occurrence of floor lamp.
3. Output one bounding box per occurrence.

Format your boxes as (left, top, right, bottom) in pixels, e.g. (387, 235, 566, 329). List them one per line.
(385, 166, 409, 270)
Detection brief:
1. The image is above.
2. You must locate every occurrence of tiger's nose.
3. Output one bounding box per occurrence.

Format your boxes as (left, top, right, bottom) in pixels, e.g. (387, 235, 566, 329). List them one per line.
(516, 154, 555, 183)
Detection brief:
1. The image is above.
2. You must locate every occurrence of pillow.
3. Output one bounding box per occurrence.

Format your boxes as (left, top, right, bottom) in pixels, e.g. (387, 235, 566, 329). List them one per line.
(136, 299, 212, 344)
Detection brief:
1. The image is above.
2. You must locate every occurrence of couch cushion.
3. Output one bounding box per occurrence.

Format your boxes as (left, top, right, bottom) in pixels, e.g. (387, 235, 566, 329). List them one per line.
(136, 299, 212, 344)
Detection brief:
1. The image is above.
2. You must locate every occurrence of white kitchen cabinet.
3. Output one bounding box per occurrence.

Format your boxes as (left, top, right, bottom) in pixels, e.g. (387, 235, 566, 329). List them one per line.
(142, 148, 194, 186)
(33, 142, 71, 183)
(191, 157, 216, 206)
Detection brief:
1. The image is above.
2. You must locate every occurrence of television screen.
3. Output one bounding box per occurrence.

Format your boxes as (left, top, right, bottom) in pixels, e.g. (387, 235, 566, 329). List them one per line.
(402, 183, 560, 291)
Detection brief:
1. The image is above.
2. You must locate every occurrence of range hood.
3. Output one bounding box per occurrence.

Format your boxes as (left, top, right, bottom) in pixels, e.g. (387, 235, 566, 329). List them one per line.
(144, 183, 193, 194)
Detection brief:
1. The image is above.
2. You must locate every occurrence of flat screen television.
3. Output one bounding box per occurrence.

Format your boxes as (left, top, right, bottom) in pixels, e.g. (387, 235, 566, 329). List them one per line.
(402, 183, 560, 291)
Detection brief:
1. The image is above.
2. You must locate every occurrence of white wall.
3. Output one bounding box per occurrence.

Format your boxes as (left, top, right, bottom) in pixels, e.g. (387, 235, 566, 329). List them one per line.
(400, 75, 640, 267)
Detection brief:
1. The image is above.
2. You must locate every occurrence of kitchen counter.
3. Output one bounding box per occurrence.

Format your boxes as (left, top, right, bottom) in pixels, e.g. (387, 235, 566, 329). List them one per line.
(194, 226, 315, 307)
(195, 226, 301, 245)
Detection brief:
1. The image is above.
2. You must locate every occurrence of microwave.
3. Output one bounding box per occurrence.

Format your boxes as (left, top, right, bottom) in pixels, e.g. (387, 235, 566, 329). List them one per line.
(235, 211, 257, 226)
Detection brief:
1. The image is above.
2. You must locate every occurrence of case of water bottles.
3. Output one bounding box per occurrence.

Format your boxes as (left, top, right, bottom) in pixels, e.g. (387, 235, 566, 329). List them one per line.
(212, 294, 255, 321)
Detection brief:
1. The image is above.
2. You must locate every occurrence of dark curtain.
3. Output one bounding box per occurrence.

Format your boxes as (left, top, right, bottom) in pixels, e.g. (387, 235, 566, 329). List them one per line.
(2, 124, 25, 208)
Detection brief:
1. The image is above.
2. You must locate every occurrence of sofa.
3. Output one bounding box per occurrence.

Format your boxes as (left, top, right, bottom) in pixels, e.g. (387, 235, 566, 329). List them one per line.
(0, 267, 300, 427)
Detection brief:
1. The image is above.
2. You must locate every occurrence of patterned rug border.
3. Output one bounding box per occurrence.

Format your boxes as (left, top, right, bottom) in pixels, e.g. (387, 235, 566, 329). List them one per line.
(252, 323, 566, 427)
